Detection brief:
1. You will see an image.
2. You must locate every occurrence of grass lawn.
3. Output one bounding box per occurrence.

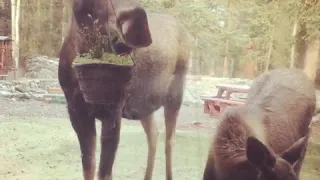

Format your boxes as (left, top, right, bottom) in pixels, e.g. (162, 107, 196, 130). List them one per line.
(0, 116, 319, 180)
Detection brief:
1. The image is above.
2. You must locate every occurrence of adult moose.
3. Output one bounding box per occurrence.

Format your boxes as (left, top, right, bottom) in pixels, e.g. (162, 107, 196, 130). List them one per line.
(203, 68, 316, 180)
(58, 0, 191, 180)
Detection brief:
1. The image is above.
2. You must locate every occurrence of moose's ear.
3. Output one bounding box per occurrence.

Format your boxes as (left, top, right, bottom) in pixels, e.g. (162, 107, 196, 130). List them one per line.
(281, 135, 309, 165)
(246, 136, 276, 171)
(110, 0, 152, 48)
(118, 8, 152, 48)
(72, 0, 94, 24)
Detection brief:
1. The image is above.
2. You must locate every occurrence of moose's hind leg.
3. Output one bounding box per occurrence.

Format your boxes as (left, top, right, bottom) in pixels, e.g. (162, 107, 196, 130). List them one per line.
(140, 113, 159, 180)
(164, 73, 186, 180)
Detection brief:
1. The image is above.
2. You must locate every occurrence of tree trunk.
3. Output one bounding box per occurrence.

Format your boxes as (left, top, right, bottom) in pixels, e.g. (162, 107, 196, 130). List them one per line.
(37, 0, 41, 33)
(303, 39, 320, 82)
(61, 0, 67, 43)
(223, 0, 231, 77)
(188, 50, 193, 74)
(290, 20, 298, 68)
(265, 27, 275, 72)
(192, 37, 201, 74)
(52, 0, 63, 55)
(15, 0, 20, 67)
(245, 62, 255, 79)
(49, 0, 53, 31)
(3, 0, 11, 36)
(36, 0, 41, 54)
(11, 0, 16, 68)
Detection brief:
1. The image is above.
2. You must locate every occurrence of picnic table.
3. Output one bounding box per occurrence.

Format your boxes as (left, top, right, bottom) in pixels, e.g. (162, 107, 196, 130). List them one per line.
(0, 70, 8, 80)
(200, 83, 250, 117)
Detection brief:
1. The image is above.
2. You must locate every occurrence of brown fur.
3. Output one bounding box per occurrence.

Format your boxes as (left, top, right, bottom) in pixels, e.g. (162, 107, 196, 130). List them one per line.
(203, 68, 316, 180)
(58, 1, 191, 180)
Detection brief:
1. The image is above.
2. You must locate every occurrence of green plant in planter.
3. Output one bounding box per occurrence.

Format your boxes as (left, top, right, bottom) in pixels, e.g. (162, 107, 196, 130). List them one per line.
(73, 53, 134, 66)
(74, 15, 134, 66)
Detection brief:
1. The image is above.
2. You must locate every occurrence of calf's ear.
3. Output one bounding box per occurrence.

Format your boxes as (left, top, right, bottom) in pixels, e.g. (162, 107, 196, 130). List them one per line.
(246, 136, 276, 171)
(281, 135, 309, 165)
(110, 0, 152, 48)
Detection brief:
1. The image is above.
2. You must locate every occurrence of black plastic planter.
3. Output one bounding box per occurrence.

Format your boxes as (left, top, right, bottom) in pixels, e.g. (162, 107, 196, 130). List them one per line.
(72, 63, 133, 105)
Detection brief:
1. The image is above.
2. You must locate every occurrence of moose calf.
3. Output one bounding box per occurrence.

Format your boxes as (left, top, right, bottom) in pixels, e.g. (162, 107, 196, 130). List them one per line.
(203, 68, 316, 180)
(58, 0, 191, 180)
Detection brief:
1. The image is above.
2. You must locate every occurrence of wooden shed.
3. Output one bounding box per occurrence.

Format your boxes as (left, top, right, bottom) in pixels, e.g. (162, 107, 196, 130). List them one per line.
(0, 35, 13, 79)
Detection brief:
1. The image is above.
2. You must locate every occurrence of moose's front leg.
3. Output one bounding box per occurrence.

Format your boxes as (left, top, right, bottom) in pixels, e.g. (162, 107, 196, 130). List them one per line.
(70, 113, 97, 180)
(98, 109, 122, 180)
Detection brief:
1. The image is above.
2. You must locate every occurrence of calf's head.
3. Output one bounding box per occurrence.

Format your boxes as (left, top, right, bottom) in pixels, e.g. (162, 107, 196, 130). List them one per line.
(73, 0, 152, 56)
(246, 135, 309, 180)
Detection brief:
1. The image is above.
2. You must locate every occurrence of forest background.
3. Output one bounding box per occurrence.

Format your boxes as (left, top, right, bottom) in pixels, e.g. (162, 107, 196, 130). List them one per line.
(1, 0, 320, 85)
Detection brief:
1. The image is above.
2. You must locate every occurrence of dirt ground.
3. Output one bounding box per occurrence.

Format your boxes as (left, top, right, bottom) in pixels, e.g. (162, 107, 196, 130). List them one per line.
(0, 97, 320, 180)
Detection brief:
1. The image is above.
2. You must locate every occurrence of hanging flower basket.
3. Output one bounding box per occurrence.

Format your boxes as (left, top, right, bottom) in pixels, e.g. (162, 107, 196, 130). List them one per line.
(72, 53, 134, 104)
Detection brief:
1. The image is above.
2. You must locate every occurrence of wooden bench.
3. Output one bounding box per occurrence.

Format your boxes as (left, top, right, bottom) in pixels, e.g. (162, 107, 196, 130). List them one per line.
(0, 74, 7, 80)
(201, 83, 250, 117)
(0, 70, 8, 80)
(216, 83, 250, 99)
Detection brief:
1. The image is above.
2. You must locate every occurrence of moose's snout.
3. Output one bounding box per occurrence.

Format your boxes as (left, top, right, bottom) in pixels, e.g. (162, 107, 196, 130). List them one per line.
(112, 42, 133, 55)
(104, 28, 133, 55)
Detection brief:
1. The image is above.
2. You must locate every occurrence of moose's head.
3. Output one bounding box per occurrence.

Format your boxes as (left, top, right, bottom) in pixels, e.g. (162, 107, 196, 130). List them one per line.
(246, 135, 309, 180)
(73, 0, 152, 56)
